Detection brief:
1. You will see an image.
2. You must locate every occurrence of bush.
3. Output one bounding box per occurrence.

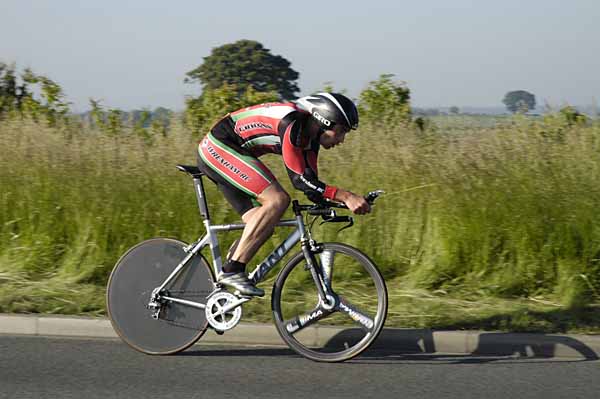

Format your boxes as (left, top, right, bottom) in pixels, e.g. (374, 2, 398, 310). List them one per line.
(185, 83, 279, 136)
(0, 62, 70, 125)
(358, 74, 411, 130)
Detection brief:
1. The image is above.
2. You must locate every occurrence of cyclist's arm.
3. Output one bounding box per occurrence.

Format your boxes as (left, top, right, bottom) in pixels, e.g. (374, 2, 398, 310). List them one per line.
(333, 189, 371, 214)
(281, 121, 337, 201)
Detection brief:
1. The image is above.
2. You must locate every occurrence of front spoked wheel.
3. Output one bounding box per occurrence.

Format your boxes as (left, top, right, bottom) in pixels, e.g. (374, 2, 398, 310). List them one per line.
(272, 243, 387, 362)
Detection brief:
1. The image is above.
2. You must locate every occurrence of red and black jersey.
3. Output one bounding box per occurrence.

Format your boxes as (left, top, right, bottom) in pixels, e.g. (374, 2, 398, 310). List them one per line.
(209, 102, 337, 201)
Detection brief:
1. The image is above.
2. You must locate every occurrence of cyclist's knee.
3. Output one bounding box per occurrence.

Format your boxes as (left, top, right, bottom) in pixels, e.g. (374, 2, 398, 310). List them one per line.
(274, 191, 291, 211)
(265, 192, 289, 213)
(259, 185, 290, 212)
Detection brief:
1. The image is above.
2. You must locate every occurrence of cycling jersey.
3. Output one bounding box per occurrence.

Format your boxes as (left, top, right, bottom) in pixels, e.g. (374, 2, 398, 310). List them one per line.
(197, 102, 337, 215)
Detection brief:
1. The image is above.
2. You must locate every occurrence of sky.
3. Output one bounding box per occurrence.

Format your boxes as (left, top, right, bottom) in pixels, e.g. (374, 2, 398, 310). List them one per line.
(1, 0, 599, 112)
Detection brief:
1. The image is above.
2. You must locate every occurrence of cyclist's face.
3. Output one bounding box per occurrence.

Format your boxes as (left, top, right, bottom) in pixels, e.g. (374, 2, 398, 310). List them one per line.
(320, 124, 349, 149)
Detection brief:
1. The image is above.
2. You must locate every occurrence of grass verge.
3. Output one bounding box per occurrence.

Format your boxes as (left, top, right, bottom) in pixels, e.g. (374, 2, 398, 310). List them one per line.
(1, 115, 600, 333)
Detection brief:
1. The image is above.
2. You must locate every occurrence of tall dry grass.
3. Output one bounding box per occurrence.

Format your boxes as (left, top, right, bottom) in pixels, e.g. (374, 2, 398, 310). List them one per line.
(1, 114, 600, 329)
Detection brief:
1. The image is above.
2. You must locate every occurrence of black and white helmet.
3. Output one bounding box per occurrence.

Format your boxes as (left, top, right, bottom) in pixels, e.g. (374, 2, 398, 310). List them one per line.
(296, 92, 359, 131)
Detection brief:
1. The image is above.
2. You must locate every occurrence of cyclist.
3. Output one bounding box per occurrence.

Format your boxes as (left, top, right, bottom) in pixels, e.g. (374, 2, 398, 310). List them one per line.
(197, 92, 370, 296)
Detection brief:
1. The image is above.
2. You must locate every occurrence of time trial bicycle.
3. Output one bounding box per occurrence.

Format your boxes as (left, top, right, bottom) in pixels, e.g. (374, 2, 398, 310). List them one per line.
(106, 164, 387, 362)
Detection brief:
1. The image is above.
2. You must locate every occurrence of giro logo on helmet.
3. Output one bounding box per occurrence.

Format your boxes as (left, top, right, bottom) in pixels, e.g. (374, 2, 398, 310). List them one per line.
(312, 111, 331, 127)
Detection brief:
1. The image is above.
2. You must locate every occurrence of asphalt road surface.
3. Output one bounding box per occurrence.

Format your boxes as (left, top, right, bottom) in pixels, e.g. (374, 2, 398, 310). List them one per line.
(1, 335, 598, 399)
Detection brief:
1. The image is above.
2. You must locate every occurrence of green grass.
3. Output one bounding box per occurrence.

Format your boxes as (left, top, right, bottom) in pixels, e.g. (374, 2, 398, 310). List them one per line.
(1, 114, 600, 333)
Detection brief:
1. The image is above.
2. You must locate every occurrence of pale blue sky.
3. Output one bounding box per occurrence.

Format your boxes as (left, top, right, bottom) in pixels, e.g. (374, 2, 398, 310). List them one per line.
(1, 0, 598, 111)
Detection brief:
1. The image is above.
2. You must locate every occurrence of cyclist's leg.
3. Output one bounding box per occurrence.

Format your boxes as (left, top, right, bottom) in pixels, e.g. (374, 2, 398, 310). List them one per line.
(197, 134, 290, 268)
(231, 182, 290, 264)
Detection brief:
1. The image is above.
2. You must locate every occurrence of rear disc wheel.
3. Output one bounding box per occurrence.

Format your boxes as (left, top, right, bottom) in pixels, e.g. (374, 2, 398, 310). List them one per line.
(106, 238, 214, 354)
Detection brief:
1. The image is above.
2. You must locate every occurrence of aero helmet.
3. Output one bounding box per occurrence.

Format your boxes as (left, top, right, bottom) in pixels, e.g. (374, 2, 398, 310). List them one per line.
(296, 92, 359, 131)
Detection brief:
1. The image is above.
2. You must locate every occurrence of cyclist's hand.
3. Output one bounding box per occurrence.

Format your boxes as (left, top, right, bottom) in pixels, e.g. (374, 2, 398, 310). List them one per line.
(342, 191, 371, 215)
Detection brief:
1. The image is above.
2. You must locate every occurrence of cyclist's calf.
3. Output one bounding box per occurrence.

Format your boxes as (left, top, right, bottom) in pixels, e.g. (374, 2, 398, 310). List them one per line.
(232, 185, 290, 264)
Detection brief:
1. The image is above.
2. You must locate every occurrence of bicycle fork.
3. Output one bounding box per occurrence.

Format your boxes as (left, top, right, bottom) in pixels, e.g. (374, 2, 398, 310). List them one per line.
(282, 241, 338, 335)
(302, 240, 337, 310)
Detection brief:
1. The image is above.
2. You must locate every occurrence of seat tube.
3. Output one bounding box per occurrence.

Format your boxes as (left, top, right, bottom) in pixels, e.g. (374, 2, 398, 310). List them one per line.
(193, 176, 210, 220)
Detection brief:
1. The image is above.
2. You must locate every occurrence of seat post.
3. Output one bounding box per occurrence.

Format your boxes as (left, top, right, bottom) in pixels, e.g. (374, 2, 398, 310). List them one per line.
(193, 176, 210, 220)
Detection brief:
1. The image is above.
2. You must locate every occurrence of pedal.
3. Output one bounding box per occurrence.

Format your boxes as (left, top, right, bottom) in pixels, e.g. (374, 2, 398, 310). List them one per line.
(209, 325, 225, 335)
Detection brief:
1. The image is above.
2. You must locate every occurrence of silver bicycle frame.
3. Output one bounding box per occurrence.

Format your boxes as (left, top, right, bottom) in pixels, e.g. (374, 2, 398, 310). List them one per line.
(154, 173, 308, 297)
(152, 169, 376, 333)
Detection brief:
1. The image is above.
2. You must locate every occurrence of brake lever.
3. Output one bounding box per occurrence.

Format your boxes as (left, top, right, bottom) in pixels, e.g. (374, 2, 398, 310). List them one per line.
(338, 217, 354, 233)
(319, 215, 354, 233)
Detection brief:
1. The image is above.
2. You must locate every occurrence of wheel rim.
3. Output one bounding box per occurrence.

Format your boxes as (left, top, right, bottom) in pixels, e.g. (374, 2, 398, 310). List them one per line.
(273, 244, 387, 361)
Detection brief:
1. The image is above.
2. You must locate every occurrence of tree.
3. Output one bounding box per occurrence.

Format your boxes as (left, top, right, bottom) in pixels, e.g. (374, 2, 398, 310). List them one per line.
(186, 40, 299, 100)
(358, 74, 411, 129)
(449, 106, 460, 115)
(503, 90, 536, 114)
(0, 62, 70, 124)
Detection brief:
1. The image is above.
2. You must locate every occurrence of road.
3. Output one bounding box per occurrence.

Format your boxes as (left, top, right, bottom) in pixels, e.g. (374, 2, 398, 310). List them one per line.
(1, 335, 598, 399)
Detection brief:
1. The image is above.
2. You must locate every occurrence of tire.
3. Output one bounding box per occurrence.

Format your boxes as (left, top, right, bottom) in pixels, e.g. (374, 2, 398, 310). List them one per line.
(272, 243, 387, 362)
(106, 238, 214, 355)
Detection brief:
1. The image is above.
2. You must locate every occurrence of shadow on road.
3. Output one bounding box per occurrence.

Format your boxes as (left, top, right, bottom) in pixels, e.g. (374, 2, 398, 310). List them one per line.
(179, 329, 600, 363)
(180, 347, 298, 358)
(179, 329, 598, 364)
(350, 329, 600, 363)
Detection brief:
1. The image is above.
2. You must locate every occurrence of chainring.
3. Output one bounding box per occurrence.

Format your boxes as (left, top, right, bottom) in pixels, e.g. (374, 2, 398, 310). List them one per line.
(205, 291, 242, 332)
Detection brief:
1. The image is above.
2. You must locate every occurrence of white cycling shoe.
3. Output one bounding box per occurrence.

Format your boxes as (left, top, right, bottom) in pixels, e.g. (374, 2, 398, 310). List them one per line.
(218, 272, 265, 297)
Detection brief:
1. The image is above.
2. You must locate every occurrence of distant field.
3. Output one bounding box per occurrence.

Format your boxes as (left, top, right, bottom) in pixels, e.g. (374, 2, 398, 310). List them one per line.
(430, 114, 521, 129)
(1, 113, 600, 333)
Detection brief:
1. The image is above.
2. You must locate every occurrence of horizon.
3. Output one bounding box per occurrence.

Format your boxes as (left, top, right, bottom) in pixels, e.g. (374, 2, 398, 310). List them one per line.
(73, 104, 597, 117)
